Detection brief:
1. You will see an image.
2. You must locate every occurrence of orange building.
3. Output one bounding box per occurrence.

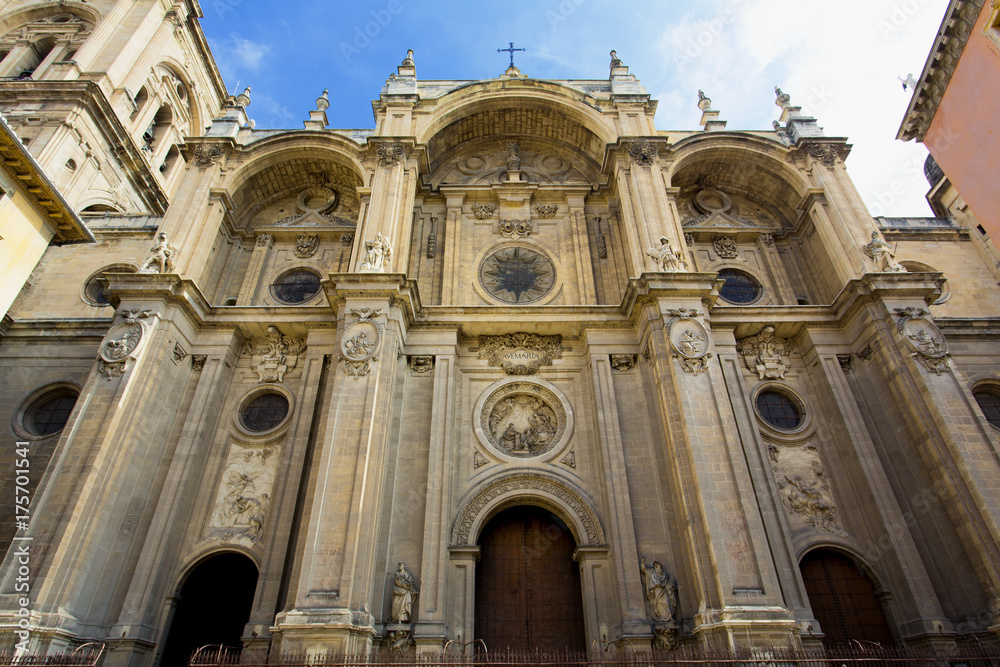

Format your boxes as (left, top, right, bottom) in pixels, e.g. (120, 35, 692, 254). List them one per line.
(899, 0, 1000, 248)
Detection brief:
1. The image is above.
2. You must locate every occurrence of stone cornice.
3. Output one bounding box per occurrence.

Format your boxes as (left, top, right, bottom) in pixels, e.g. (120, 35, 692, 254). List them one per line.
(898, 0, 985, 142)
(0, 113, 92, 244)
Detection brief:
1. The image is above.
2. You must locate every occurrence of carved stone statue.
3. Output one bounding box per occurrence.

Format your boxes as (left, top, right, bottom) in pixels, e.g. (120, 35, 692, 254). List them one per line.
(139, 232, 176, 274)
(646, 236, 685, 271)
(639, 557, 677, 623)
(908, 328, 944, 356)
(361, 232, 392, 271)
(391, 562, 418, 623)
(863, 230, 905, 272)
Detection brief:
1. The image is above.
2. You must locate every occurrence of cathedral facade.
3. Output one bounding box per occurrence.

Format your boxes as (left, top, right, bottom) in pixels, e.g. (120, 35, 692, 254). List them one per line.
(1, 1, 999, 664)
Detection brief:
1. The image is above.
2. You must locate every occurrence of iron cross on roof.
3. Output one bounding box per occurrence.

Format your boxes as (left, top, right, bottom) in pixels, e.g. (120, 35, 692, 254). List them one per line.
(498, 42, 525, 69)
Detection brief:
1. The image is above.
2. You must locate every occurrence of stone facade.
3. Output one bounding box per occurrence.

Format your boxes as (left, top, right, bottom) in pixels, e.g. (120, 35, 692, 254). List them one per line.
(0, 2, 999, 664)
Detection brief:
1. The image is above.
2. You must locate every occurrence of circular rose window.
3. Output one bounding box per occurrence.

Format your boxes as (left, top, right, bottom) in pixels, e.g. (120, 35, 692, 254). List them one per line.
(478, 381, 569, 458)
(479, 246, 555, 304)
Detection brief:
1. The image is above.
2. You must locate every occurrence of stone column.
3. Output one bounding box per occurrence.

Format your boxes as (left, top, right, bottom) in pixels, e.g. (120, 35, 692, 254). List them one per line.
(587, 349, 647, 637)
(575, 546, 615, 648)
(356, 143, 417, 275)
(236, 234, 273, 305)
(414, 344, 457, 649)
(439, 192, 464, 304)
(567, 193, 597, 304)
(445, 547, 479, 652)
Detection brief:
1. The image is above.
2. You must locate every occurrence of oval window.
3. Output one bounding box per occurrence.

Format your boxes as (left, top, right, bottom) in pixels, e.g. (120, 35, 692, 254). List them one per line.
(240, 393, 290, 432)
(756, 390, 802, 430)
(271, 269, 321, 304)
(24, 389, 78, 437)
(718, 269, 762, 304)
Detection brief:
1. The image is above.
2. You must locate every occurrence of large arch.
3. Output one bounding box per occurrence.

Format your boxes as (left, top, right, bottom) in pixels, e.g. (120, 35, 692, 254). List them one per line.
(449, 470, 607, 547)
(417, 82, 616, 175)
(0, 2, 99, 37)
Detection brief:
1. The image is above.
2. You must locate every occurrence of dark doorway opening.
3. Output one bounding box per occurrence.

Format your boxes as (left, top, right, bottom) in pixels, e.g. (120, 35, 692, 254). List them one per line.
(800, 549, 894, 647)
(158, 552, 259, 667)
(475, 505, 586, 652)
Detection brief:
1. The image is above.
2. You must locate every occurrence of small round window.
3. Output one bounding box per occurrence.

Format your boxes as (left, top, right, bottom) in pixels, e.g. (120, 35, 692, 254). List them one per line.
(271, 269, 321, 304)
(973, 388, 1000, 430)
(24, 389, 78, 437)
(718, 269, 762, 304)
(240, 393, 290, 432)
(84, 266, 136, 306)
(756, 390, 802, 430)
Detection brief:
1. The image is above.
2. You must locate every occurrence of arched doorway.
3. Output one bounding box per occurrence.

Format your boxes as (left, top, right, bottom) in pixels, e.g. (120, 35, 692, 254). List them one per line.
(475, 506, 586, 652)
(158, 552, 259, 666)
(800, 549, 894, 646)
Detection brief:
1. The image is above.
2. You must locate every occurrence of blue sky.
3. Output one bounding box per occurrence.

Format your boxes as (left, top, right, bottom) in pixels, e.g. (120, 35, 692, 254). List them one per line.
(200, 0, 949, 216)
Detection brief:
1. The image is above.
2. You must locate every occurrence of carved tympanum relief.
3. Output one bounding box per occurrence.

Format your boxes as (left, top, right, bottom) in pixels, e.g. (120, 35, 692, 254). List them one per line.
(241, 326, 306, 383)
(431, 147, 593, 187)
(208, 444, 279, 546)
(769, 444, 846, 536)
(737, 326, 793, 380)
(477, 381, 569, 459)
(680, 185, 776, 229)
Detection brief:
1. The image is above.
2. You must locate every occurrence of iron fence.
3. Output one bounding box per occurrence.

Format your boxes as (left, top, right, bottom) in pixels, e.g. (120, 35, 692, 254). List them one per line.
(0, 643, 104, 666)
(185, 644, 1000, 667)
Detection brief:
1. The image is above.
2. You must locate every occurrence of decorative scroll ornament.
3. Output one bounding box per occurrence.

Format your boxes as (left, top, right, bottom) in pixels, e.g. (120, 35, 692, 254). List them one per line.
(666, 310, 712, 375)
(759, 233, 775, 247)
(646, 236, 686, 271)
(684, 233, 695, 246)
(863, 231, 906, 273)
(295, 234, 319, 258)
(535, 204, 558, 219)
(340, 309, 384, 378)
(209, 445, 278, 546)
(193, 143, 224, 167)
(596, 232, 608, 259)
(98, 308, 153, 379)
(737, 325, 793, 380)
(139, 232, 177, 274)
(256, 234, 272, 248)
(472, 203, 497, 220)
(377, 143, 406, 167)
(628, 142, 658, 166)
(610, 354, 636, 373)
(713, 235, 738, 259)
(770, 444, 847, 536)
(172, 343, 188, 364)
(499, 218, 532, 239)
(241, 325, 306, 383)
(360, 232, 392, 272)
(471, 333, 566, 375)
(895, 307, 950, 374)
(341, 233, 354, 247)
(639, 556, 679, 649)
(505, 141, 521, 171)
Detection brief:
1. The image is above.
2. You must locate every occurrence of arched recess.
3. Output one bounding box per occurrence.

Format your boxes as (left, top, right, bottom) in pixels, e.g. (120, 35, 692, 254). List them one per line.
(223, 137, 366, 229)
(417, 82, 616, 177)
(158, 550, 259, 666)
(450, 471, 607, 548)
(0, 6, 96, 78)
(799, 547, 895, 647)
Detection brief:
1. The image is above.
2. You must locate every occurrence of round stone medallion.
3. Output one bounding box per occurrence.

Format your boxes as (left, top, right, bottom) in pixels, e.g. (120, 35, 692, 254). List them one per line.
(478, 245, 555, 304)
(477, 381, 570, 459)
(340, 320, 381, 361)
(901, 317, 947, 358)
(668, 318, 711, 359)
(98, 320, 146, 363)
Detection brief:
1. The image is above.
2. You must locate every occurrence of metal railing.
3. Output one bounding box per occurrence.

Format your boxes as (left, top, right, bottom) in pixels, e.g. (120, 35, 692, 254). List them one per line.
(0, 643, 104, 666)
(184, 644, 1000, 667)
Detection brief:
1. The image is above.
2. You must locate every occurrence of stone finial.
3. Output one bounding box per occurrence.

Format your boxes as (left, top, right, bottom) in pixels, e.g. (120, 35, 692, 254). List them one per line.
(402, 49, 415, 67)
(697, 90, 712, 111)
(236, 86, 251, 108)
(397, 48, 416, 77)
(316, 89, 329, 111)
(774, 86, 790, 109)
(610, 50, 623, 68)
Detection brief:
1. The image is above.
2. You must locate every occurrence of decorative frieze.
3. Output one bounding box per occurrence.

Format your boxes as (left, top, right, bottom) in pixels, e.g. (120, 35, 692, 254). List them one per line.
(535, 204, 558, 219)
(627, 141, 658, 166)
(472, 203, 497, 220)
(241, 325, 306, 383)
(737, 325, 793, 380)
(499, 218, 531, 239)
(713, 235, 738, 259)
(471, 333, 566, 375)
(376, 143, 406, 167)
(295, 234, 319, 258)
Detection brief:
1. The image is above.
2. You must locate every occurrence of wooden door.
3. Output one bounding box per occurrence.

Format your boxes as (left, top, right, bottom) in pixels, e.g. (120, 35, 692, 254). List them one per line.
(475, 506, 586, 652)
(800, 549, 895, 647)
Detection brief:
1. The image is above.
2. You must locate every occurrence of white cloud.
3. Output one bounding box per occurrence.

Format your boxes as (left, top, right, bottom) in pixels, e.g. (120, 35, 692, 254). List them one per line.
(213, 33, 273, 83)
